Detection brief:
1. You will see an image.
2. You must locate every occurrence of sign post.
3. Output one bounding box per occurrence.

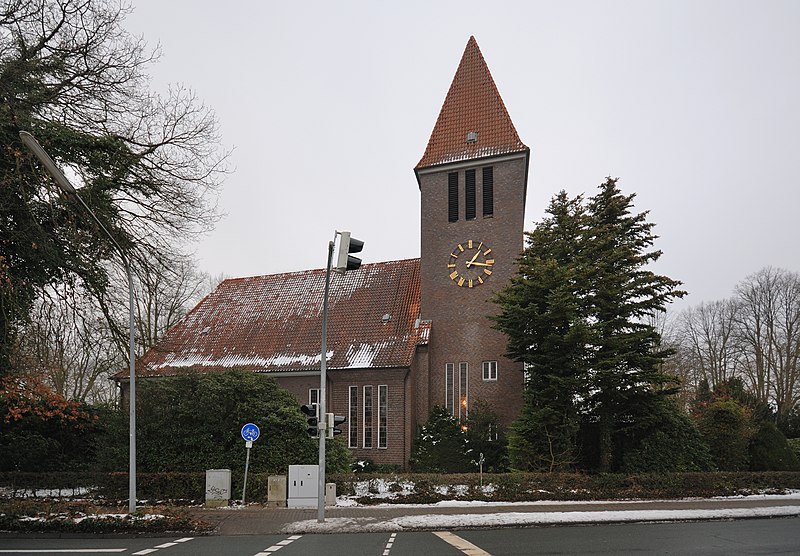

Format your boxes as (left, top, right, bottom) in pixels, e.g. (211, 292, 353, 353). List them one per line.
(240, 423, 260, 504)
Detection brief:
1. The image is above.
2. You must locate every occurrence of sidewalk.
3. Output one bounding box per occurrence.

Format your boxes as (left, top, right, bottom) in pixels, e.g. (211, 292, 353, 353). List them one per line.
(191, 495, 800, 535)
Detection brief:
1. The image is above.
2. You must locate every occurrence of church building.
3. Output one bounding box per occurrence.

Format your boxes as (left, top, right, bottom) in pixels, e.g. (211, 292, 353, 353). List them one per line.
(123, 37, 530, 467)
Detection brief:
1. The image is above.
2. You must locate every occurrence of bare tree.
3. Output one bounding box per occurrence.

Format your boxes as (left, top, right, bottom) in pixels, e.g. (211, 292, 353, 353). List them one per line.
(15, 255, 215, 403)
(1, 0, 227, 375)
(16, 284, 120, 404)
(734, 268, 800, 418)
(679, 299, 740, 390)
(105, 255, 212, 354)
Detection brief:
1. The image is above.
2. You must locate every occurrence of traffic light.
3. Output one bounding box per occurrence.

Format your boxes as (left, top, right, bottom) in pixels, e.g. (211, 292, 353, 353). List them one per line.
(301, 403, 319, 437)
(334, 231, 364, 274)
(326, 413, 346, 439)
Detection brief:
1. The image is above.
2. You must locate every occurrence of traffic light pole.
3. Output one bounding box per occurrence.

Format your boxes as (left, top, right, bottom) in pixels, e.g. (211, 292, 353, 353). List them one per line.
(317, 235, 335, 523)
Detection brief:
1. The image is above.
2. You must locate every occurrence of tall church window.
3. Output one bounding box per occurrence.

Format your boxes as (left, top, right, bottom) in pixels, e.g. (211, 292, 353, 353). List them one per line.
(458, 362, 469, 420)
(363, 386, 373, 448)
(378, 385, 388, 448)
(348, 386, 358, 448)
(465, 169, 476, 220)
(445, 363, 455, 414)
(482, 166, 494, 217)
(448, 172, 459, 222)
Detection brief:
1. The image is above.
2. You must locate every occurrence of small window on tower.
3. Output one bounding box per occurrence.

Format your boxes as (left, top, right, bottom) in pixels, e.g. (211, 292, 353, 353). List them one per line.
(465, 169, 476, 220)
(445, 363, 455, 415)
(483, 166, 494, 217)
(482, 361, 498, 381)
(458, 362, 469, 420)
(448, 172, 459, 222)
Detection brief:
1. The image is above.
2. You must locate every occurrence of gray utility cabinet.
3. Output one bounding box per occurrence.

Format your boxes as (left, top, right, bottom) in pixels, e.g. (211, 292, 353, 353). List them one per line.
(287, 465, 318, 508)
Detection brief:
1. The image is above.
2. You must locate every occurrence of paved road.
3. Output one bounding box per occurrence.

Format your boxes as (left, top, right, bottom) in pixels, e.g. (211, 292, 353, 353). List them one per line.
(1, 518, 798, 555)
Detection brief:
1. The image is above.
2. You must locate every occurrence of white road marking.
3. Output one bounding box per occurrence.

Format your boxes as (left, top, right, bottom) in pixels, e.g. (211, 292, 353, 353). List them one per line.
(254, 535, 302, 555)
(130, 537, 195, 556)
(382, 532, 397, 555)
(433, 531, 493, 556)
(0, 551, 127, 554)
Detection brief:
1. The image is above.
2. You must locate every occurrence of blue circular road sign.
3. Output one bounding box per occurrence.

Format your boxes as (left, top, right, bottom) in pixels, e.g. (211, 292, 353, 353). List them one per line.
(241, 423, 260, 442)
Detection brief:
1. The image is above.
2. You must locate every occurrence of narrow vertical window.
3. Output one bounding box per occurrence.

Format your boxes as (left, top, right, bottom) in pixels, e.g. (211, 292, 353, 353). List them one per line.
(445, 363, 455, 415)
(348, 386, 358, 448)
(309, 388, 320, 405)
(363, 386, 373, 448)
(448, 172, 459, 222)
(465, 169, 476, 220)
(378, 385, 388, 449)
(458, 362, 469, 420)
(482, 166, 493, 217)
(482, 361, 498, 381)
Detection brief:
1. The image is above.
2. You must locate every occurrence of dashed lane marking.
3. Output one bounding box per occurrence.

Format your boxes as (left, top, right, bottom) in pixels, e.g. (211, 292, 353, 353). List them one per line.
(433, 531, 493, 556)
(254, 535, 302, 555)
(131, 537, 195, 556)
(382, 532, 397, 555)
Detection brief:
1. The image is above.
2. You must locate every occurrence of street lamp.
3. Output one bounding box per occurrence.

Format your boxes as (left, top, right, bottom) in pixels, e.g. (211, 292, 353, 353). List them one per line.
(19, 131, 138, 515)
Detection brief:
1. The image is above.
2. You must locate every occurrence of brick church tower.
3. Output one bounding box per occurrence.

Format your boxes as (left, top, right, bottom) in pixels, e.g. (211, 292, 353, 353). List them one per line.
(414, 36, 530, 427)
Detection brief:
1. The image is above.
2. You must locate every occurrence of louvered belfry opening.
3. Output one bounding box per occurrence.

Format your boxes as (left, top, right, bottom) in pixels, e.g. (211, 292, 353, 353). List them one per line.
(448, 172, 459, 222)
(482, 166, 494, 217)
(465, 169, 476, 220)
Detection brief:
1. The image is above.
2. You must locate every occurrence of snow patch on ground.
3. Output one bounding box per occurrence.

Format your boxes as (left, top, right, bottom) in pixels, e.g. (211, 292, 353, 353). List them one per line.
(338, 490, 800, 509)
(284, 505, 800, 534)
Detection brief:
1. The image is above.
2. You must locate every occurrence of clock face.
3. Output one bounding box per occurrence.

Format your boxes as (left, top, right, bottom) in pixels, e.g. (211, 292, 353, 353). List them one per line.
(448, 240, 495, 288)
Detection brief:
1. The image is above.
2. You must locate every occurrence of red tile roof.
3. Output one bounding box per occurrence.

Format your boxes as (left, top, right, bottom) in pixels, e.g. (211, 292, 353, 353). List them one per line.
(416, 36, 528, 169)
(127, 259, 423, 378)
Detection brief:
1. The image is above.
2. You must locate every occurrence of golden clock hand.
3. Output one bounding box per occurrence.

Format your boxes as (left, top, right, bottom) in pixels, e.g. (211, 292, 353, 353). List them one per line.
(468, 261, 493, 267)
(465, 250, 481, 267)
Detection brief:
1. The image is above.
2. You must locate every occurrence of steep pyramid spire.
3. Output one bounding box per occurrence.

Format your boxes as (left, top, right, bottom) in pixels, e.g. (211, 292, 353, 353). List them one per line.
(416, 36, 528, 169)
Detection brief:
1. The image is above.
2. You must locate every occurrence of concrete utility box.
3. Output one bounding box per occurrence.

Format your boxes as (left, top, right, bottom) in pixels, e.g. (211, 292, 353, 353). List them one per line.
(287, 465, 318, 508)
(325, 482, 336, 506)
(205, 469, 231, 507)
(267, 475, 287, 507)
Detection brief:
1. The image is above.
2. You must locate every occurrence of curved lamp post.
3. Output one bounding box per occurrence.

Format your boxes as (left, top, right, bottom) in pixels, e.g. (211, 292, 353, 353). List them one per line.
(19, 131, 137, 515)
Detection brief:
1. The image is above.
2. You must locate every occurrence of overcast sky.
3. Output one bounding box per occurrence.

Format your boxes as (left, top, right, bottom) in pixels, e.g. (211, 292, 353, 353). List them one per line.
(124, 0, 799, 312)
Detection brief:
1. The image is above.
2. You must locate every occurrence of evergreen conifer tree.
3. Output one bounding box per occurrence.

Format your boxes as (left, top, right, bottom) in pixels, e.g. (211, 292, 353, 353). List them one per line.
(494, 192, 591, 470)
(583, 178, 685, 470)
(495, 178, 685, 471)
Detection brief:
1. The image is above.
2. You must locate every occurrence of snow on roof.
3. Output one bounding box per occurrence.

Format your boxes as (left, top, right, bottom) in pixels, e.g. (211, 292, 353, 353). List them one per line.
(128, 258, 423, 378)
(415, 36, 528, 170)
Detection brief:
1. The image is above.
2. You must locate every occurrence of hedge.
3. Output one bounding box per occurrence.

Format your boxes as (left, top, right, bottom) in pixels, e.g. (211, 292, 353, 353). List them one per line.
(3, 471, 800, 504)
(328, 471, 800, 504)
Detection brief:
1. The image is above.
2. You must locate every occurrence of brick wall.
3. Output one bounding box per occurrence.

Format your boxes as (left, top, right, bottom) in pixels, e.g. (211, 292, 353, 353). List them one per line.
(417, 153, 528, 427)
(324, 367, 410, 467)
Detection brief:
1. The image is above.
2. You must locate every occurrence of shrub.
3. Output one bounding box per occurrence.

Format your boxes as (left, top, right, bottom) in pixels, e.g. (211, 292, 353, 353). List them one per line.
(410, 407, 471, 473)
(94, 371, 352, 476)
(749, 421, 800, 471)
(620, 401, 715, 473)
(697, 398, 751, 471)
